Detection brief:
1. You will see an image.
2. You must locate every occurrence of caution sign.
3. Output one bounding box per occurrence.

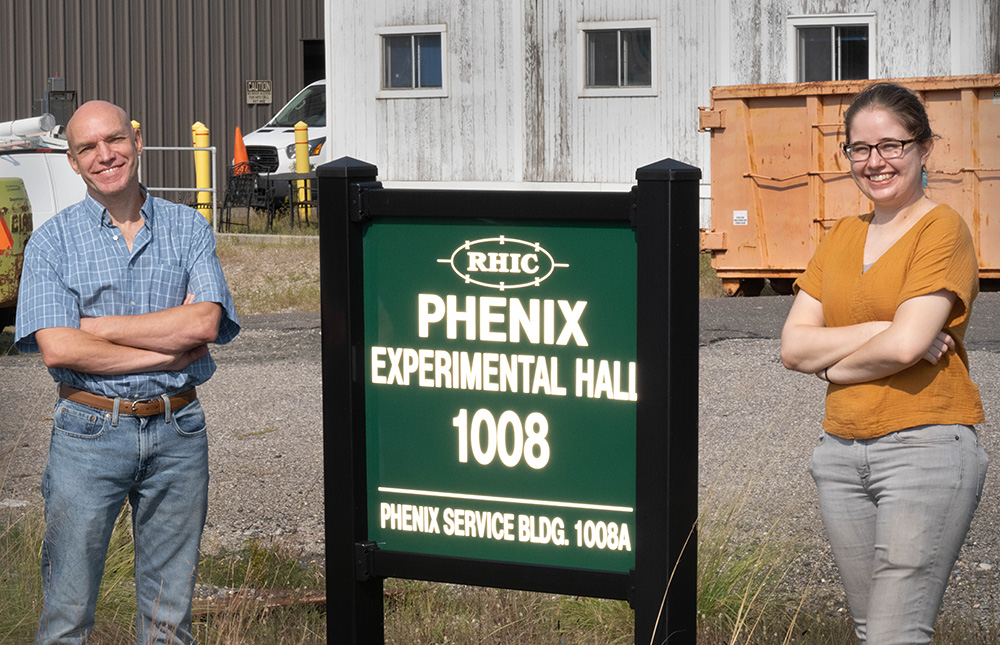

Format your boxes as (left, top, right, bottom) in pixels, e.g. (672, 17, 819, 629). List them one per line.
(245, 80, 272, 105)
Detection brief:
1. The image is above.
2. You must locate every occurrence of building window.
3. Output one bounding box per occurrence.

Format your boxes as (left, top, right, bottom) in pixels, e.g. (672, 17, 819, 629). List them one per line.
(384, 34, 441, 88)
(788, 15, 875, 82)
(377, 24, 448, 99)
(586, 29, 651, 87)
(578, 21, 657, 97)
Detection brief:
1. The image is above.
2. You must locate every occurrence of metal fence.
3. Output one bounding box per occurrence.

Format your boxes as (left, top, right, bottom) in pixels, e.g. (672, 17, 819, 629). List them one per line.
(139, 146, 219, 232)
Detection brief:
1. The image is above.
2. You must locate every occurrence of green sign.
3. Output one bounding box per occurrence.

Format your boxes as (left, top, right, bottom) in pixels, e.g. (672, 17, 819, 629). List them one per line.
(364, 219, 637, 572)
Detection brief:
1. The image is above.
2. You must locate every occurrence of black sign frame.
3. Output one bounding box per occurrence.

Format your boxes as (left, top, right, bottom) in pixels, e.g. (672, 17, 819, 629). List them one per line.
(318, 157, 700, 644)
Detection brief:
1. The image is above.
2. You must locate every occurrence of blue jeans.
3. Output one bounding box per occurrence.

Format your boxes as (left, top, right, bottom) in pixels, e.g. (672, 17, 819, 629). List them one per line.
(810, 424, 988, 645)
(37, 397, 209, 645)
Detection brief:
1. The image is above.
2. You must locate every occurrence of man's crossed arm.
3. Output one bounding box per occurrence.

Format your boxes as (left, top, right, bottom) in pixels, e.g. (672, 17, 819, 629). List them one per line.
(36, 296, 223, 375)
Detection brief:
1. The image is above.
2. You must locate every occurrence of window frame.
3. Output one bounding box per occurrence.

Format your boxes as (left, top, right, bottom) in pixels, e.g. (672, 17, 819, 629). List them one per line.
(578, 20, 658, 98)
(786, 14, 876, 83)
(376, 24, 449, 99)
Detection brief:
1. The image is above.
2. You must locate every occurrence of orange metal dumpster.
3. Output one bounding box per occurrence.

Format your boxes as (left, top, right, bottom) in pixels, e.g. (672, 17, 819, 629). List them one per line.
(699, 75, 1000, 296)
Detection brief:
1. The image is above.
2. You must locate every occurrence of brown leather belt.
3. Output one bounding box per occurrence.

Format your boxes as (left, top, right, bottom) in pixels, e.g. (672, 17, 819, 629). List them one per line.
(58, 385, 197, 417)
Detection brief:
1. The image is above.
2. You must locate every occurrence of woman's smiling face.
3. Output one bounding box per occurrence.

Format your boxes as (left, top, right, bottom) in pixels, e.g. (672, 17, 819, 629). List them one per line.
(846, 107, 932, 213)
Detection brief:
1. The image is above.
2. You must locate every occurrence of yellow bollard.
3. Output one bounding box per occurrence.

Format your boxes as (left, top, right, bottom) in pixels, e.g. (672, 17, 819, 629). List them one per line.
(191, 121, 204, 146)
(294, 120, 311, 222)
(192, 123, 211, 222)
(131, 121, 143, 184)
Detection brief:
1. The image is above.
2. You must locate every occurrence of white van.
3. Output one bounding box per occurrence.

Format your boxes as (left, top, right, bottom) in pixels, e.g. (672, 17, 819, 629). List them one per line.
(0, 146, 86, 231)
(0, 115, 86, 328)
(241, 80, 329, 177)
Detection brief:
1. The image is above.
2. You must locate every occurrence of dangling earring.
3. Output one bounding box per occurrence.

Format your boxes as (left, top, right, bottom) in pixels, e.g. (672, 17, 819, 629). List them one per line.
(922, 165, 928, 188)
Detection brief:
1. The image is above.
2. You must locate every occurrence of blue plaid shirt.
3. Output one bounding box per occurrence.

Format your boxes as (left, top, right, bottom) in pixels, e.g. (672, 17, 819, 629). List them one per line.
(15, 191, 240, 398)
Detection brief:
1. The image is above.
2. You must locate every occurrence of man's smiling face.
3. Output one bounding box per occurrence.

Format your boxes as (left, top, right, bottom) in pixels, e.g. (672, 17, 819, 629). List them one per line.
(66, 101, 143, 203)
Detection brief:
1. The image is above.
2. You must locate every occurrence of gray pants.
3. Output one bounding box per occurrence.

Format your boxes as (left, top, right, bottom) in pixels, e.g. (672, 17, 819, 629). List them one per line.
(810, 424, 988, 645)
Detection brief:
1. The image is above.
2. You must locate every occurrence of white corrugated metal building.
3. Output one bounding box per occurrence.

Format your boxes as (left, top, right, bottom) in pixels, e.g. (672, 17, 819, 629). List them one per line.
(323, 0, 999, 226)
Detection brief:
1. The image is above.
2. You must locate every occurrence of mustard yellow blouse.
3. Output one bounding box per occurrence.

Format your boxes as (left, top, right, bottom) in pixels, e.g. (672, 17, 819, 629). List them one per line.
(794, 204, 984, 439)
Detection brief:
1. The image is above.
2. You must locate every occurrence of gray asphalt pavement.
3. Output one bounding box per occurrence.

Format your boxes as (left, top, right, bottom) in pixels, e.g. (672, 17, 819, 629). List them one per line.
(2, 294, 998, 622)
(700, 290, 1000, 350)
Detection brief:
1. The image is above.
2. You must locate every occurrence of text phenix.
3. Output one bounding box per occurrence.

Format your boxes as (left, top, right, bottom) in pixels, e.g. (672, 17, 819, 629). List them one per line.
(418, 294, 588, 346)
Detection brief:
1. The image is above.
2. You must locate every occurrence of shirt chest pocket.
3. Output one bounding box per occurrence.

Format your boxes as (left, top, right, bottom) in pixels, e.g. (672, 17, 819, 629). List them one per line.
(148, 264, 190, 311)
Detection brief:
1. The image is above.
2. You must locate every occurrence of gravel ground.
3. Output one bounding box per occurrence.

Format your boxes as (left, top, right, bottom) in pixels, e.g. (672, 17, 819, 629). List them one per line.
(3, 295, 1000, 623)
(698, 293, 1000, 624)
(0, 312, 325, 560)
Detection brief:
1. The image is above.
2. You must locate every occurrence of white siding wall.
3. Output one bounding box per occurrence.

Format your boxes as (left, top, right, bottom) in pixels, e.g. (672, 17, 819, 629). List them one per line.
(950, 0, 1000, 76)
(328, 0, 524, 182)
(727, 0, 999, 85)
(326, 0, 997, 206)
(565, 1, 718, 184)
(328, 0, 718, 186)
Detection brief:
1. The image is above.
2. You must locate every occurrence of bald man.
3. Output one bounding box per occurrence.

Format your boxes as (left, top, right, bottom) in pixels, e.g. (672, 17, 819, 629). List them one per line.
(15, 101, 240, 644)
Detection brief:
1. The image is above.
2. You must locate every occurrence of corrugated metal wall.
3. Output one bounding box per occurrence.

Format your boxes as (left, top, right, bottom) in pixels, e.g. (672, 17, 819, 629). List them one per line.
(1, 0, 323, 204)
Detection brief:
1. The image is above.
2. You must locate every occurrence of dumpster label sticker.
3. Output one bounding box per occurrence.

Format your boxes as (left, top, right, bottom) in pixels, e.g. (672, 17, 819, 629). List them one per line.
(994, 90, 1000, 105)
(733, 210, 748, 226)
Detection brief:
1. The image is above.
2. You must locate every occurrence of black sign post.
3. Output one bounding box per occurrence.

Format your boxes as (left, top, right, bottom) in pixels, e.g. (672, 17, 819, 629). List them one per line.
(319, 157, 700, 644)
(633, 160, 702, 642)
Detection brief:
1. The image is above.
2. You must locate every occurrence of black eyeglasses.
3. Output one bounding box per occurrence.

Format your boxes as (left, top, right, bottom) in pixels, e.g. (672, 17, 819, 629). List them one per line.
(842, 138, 917, 162)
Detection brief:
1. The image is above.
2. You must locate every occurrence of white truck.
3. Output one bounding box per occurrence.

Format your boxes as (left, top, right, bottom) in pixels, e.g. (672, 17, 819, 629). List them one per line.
(0, 114, 87, 231)
(241, 80, 330, 184)
(0, 115, 87, 328)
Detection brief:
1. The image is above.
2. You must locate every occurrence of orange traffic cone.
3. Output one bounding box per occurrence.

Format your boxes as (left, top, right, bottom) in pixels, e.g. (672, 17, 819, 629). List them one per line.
(233, 127, 250, 175)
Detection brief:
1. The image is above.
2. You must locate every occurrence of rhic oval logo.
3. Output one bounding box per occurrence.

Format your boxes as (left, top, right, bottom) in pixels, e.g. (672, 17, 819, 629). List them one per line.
(438, 236, 569, 290)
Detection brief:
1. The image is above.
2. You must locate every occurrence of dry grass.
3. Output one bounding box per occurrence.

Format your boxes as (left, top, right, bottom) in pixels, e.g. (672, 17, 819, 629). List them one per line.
(218, 205, 318, 237)
(701, 252, 728, 298)
(0, 504, 326, 644)
(383, 580, 633, 644)
(215, 235, 320, 315)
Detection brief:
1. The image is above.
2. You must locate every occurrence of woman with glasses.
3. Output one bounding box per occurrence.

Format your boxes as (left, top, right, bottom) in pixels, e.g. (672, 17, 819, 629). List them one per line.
(780, 82, 987, 644)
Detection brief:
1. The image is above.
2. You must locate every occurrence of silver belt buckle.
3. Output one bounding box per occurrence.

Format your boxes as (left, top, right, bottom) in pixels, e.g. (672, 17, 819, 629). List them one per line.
(130, 399, 156, 414)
